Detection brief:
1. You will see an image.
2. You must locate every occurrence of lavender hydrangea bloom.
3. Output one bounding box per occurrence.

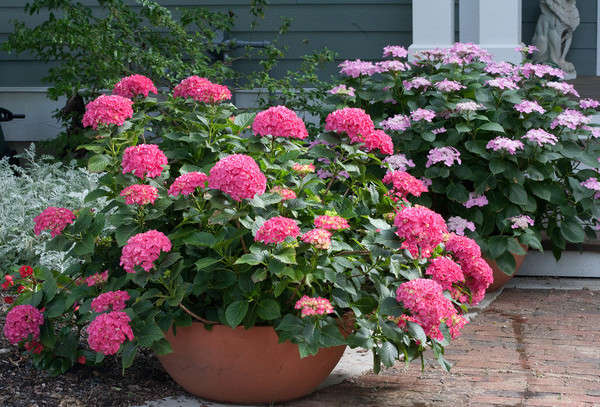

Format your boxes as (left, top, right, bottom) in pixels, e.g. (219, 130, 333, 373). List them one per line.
(464, 192, 488, 208)
(522, 129, 558, 147)
(550, 109, 591, 130)
(514, 100, 545, 114)
(380, 115, 411, 131)
(509, 215, 534, 230)
(447, 216, 476, 236)
(426, 147, 461, 167)
(382, 45, 408, 58)
(383, 154, 415, 171)
(329, 84, 356, 97)
(486, 137, 524, 155)
(410, 108, 436, 122)
(338, 59, 381, 78)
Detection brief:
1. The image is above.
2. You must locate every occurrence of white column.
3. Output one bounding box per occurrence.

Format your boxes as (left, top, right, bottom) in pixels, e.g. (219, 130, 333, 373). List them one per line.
(477, 0, 522, 64)
(459, 0, 479, 44)
(408, 0, 455, 57)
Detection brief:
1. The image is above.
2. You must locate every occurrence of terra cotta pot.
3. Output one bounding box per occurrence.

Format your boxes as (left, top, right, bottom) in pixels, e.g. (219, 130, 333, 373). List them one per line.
(157, 323, 346, 404)
(486, 244, 528, 292)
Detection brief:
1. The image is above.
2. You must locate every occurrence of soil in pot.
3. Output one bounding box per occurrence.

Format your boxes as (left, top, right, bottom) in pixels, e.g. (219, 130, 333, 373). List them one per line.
(157, 323, 346, 404)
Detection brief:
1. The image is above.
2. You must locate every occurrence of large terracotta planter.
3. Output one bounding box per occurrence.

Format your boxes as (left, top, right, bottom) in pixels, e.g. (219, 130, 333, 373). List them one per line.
(486, 244, 528, 292)
(157, 323, 346, 404)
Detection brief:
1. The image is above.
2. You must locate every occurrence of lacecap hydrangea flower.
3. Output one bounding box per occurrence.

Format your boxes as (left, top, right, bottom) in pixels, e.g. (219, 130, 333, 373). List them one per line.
(464, 192, 488, 208)
(3, 305, 44, 345)
(120, 184, 159, 206)
(87, 311, 134, 355)
(208, 154, 267, 202)
(522, 129, 558, 147)
(294, 296, 334, 317)
(91, 290, 130, 313)
(447, 216, 476, 236)
(329, 84, 356, 97)
(426, 147, 461, 168)
(394, 206, 448, 258)
(514, 100, 545, 114)
(380, 114, 411, 132)
(82, 95, 134, 129)
(121, 144, 168, 179)
(383, 154, 415, 172)
(486, 137, 524, 155)
(252, 105, 308, 140)
(509, 215, 535, 230)
(168, 172, 208, 197)
(255, 216, 300, 244)
(173, 76, 232, 104)
(435, 79, 465, 93)
(338, 59, 380, 78)
(120, 230, 172, 273)
(382, 45, 408, 58)
(33, 206, 76, 237)
(112, 74, 157, 99)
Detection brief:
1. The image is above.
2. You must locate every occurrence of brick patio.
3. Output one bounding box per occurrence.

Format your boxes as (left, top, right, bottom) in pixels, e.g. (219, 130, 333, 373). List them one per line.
(284, 289, 600, 407)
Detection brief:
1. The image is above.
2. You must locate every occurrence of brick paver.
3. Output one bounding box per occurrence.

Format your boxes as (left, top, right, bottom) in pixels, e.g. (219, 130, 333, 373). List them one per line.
(284, 289, 600, 407)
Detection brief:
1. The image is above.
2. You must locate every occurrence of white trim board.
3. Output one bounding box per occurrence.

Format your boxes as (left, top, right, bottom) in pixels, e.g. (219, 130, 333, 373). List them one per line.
(519, 251, 600, 278)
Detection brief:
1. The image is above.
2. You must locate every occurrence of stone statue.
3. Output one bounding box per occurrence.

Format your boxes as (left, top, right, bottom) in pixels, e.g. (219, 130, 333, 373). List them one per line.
(532, 0, 580, 77)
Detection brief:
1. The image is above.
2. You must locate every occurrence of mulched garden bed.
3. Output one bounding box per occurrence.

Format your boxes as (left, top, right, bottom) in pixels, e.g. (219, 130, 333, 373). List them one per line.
(0, 293, 186, 407)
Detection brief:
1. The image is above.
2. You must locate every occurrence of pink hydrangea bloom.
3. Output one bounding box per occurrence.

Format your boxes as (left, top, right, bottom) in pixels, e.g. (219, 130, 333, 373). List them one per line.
(486, 137, 524, 155)
(383, 45, 408, 59)
(403, 77, 431, 91)
(168, 172, 208, 197)
(82, 95, 134, 129)
(380, 114, 411, 132)
(445, 233, 481, 264)
(91, 290, 130, 313)
(484, 62, 517, 76)
(121, 144, 168, 179)
(509, 215, 535, 230)
(514, 100, 545, 114)
(461, 257, 493, 305)
(383, 154, 415, 172)
(3, 305, 44, 345)
(396, 279, 463, 341)
(362, 130, 394, 155)
(420, 177, 433, 187)
(394, 206, 447, 258)
(325, 108, 375, 143)
(455, 101, 484, 112)
(302, 228, 332, 250)
(252, 106, 308, 140)
(550, 109, 591, 130)
(435, 79, 465, 92)
(383, 171, 428, 201)
(581, 177, 600, 192)
(486, 78, 519, 90)
(410, 108, 436, 122)
(208, 154, 267, 202)
(120, 230, 172, 273)
(520, 63, 564, 79)
(375, 60, 409, 72)
(426, 147, 461, 168)
(292, 163, 316, 176)
(255, 216, 300, 244)
(112, 74, 157, 99)
(338, 59, 380, 77)
(294, 296, 334, 317)
(173, 76, 232, 103)
(426, 256, 465, 290)
(314, 215, 350, 231)
(33, 207, 76, 237)
(586, 126, 600, 139)
(464, 192, 488, 208)
(432, 127, 447, 135)
(522, 129, 558, 147)
(271, 186, 297, 200)
(86, 270, 109, 287)
(328, 84, 355, 97)
(580, 99, 600, 109)
(545, 81, 579, 97)
(447, 216, 475, 236)
(516, 45, 539, 55)
(87, 311, 134, 355)
(120, 184, 158, 206)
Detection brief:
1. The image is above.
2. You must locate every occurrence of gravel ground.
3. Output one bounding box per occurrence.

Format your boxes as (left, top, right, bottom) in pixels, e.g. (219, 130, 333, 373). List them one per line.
(0, 292, 186, 407)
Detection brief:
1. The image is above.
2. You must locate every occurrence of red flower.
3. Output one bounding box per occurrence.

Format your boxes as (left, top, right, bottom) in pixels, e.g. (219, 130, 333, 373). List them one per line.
(3, 296, 14, 304)
(2, 275, 14, 290)
(78, 356, 86, 364)
(19, 266, 34, 279)
(17, 285, 26, 294)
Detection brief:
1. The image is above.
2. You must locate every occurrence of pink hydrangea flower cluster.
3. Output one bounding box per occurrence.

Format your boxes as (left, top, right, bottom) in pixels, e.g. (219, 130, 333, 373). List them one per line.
(432, 127, 447, 135)
(329, 84, 356, 97)
(550, 109, 591, 130)
(396, 279, 465, 341)
(338, 59, 380, 77)
(383, 45, 408, 58)
(486, 137, 524, 155)
(3, 305, 44, 345)
(120, 184, 158, 206)
(426, 147, 461, 168)
(91, 290, 130, 313)
(583, 125, 600, 139)
(173, 76, 232, 103)
(86, 270, 109, 287)
(168, 172, 207, 197)
(82, 95, 134, 129)
(255, 216, 300, 244)
(325, 108, 374, 143)
(112, 74, 157, 99)
(252, 105, 308, 140)
(314, 215, 350, 231)
(208, 154, 267, 202)
(120, 230, 172, 273)
(455, 101, 484, 112)
(383, 154, 415, 172)
(33, 206, 76, 237)
(522, 129, 558, 147)
(121, 144, 168, 179)
(484, 62, 517, 76)
(509, 215, 535, 230)
(520, 63, 564, 79)
(383, 171, 428, 201)
(410, 108, 436, 122)
(403, 77, 431, 91)
(394, 206, 448, 258)
(464, 192, 488, 208)
(486, 78, 519, 90)
(514, 100, 545, 114)
(581, 177, 600, 192)
(426, 256, 465, 290)
(292, 163, 315, 175)
(380, 114, 411, 132)
(302, 228, 332, 250)
(361, 129, 394, 155)
(271, 186, 297, 200)
(435, 79, 465, 92)
(516, 45, 539, 55)
(375, 60, 409, 72)
(447, 216, 476, 236)
(545, 81, 579, 97)
(294, 296, 334, 318)
(580, 99, 600, 109)
(87, 311, 134, 355)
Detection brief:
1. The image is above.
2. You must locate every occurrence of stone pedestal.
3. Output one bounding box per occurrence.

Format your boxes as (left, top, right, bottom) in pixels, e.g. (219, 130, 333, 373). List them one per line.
(477, 0, 523, 64)
(408, 0, 455, 58)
